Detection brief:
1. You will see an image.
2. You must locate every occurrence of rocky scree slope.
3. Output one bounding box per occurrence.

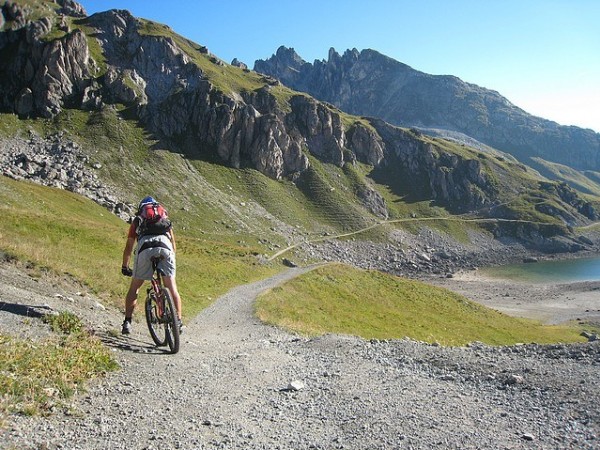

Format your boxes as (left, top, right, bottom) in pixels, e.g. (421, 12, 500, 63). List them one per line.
(254, 46, 600, 173)
(0, 0, 597, 252)
(0, 133, 133, 218)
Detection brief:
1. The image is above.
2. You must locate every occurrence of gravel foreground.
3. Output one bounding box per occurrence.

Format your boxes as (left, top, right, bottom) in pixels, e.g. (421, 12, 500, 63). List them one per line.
(1, 262, 599, 450)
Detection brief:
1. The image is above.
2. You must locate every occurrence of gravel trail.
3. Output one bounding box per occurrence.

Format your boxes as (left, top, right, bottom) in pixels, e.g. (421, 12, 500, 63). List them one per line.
(1, 263, 599, 449)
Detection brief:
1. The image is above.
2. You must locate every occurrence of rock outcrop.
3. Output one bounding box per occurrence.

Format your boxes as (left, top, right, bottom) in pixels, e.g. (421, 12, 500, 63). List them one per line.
(372, 120, 497, 211)
(230, 58, 248, 70)
(536, 181, 598, 222)
(0, 1, 91, 118)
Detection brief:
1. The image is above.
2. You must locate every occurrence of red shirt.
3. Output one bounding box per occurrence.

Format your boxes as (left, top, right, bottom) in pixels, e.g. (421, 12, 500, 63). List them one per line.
(127, 218, 139, 239)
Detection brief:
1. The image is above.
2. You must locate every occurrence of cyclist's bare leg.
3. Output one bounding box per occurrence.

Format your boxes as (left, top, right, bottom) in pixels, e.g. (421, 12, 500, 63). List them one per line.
(163, 276, 182, 320)
(125, 277, 144, 318)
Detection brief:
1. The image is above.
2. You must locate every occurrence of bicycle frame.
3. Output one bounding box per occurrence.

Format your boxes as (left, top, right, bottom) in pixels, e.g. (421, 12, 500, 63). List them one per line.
(145, 256, 180, 353)
(150, 258, 165, 318)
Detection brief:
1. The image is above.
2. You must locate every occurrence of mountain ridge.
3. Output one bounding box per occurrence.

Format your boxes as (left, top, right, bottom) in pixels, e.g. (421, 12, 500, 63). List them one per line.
(254, 46, 600, 172)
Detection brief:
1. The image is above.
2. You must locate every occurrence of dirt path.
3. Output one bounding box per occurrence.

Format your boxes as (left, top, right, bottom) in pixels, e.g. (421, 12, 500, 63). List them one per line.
(2, 263, 599, 449)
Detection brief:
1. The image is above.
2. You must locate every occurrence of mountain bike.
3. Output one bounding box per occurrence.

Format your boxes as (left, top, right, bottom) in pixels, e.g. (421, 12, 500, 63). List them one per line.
(144, 256, 180, 354)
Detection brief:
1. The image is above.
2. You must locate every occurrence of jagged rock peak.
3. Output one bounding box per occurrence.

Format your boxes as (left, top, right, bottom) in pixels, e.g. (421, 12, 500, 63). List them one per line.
(262, 46, 411, 75)
(327, 47, 340, 62)
(254, 46, 307, 86)
(274, 45, 305, 64)
(344, 47, 360, 60)
(325, 47, 365, 69)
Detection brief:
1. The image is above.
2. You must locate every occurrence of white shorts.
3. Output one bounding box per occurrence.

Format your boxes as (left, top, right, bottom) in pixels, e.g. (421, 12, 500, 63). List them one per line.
(133, 235, 176, 280)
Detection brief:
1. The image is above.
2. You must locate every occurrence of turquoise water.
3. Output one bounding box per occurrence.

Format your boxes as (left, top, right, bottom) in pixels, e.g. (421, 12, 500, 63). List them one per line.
(483, 256, 600, 283)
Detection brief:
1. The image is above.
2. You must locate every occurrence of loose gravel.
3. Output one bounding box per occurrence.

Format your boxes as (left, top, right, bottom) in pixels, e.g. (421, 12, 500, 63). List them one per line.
(1, 262, 599, 449)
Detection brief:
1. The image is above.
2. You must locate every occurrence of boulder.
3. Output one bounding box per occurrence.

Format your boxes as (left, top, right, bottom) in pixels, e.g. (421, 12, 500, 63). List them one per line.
(230, 58, 248, 70)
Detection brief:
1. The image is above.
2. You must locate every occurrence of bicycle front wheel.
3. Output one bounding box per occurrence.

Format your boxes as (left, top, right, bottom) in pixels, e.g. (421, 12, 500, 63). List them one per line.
(145, 293, 167, 347)
(161, 287, 180, 354)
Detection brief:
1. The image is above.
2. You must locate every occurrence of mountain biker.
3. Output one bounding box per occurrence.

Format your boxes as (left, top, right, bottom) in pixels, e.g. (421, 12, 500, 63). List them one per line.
(120, 196, 183, 335)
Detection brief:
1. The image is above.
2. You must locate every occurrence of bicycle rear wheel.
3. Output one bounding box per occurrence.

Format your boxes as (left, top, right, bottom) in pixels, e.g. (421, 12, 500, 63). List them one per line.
(145, 293, 167, 347)
(161, 287, 180, 354)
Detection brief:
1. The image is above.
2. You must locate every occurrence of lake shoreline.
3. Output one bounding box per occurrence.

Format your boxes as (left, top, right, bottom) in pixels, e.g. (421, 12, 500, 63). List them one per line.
(429, 268, 600, 327)
(304, 229, 600, 327)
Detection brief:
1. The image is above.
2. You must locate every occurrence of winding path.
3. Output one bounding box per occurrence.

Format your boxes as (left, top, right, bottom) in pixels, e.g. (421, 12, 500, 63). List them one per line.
(2, 264, 599, 449)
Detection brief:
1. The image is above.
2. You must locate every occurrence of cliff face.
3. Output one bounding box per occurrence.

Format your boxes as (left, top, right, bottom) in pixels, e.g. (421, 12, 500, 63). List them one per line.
(0, 1, 596, 235)
(255, 47, 600, 172)
(370, 120, 496, 210)
(0, 2, 89, 118)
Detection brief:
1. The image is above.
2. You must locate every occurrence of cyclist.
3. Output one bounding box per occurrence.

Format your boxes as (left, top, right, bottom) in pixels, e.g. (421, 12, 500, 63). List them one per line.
(120, 196, 183, 335)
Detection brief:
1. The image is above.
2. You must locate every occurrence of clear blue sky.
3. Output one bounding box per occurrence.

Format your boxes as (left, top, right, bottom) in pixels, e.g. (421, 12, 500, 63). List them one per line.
(79, 0, 600, 132)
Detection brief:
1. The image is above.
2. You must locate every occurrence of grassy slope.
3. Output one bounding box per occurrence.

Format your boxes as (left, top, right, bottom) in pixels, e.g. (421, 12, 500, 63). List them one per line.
(0, 313, 118, 420)
(529, 156, 600, 198)
(0, 176, 279, 318)
(256, 264, 590, 346)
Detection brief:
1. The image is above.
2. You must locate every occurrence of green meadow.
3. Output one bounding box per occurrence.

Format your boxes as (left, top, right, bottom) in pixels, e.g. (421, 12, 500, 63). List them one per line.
(256, 263, 591, 346)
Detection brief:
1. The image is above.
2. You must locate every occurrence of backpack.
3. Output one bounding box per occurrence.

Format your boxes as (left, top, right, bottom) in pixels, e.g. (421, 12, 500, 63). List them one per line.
(136, 202, 172, 236)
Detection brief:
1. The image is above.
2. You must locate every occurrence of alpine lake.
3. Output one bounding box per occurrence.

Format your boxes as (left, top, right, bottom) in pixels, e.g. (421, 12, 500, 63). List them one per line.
(482, 255, 600, 283)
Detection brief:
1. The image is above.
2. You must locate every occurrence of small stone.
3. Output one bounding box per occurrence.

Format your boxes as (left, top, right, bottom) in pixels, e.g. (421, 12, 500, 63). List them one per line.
(581, 331, 599, 342)
(282, 258, 298, 268)
(522, 433, 535, 441)
(286, 380, 305, 391)
(505, 374, 524, 385)
(418, 253, 431, 262)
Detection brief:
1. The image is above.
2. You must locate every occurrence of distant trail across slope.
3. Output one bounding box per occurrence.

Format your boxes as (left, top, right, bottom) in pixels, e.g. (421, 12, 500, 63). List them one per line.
(267, 215, 576, 261)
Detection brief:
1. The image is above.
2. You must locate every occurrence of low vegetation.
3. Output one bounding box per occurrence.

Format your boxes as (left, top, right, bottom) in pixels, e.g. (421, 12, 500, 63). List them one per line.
(43, 311, 84, 334)
(0, 312, 118, 422)
(530, 157, 600, 198)
(256, 264, 589, 346)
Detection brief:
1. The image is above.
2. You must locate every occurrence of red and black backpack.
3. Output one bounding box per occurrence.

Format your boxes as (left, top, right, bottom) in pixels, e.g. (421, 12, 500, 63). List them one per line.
(136, 202, 172, 236)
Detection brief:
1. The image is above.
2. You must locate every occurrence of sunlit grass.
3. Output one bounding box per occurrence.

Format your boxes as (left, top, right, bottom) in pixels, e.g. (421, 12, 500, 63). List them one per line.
(256, 264, 590, 346)
(0, 312, 118, 422)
